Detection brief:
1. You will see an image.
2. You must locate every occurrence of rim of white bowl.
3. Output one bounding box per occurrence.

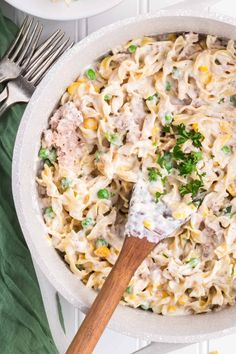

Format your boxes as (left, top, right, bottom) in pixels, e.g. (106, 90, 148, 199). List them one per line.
(4, 0, 124, 21)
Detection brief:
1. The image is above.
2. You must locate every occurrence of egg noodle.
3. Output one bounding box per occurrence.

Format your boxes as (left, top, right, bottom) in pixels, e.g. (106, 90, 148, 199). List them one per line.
(37, 32, 236, 315)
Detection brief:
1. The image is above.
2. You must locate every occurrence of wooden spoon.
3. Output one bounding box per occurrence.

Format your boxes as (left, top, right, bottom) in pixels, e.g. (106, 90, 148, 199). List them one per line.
(66, 178, 192, 354)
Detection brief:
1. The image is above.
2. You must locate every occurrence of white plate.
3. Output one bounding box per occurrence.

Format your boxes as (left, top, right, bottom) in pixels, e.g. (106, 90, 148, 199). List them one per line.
(4, 0, 124, 21)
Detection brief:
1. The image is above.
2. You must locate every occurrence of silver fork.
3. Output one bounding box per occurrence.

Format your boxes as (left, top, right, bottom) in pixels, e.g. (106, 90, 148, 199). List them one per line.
(0, 37, 73, 117)
(0, 17, 43, 84)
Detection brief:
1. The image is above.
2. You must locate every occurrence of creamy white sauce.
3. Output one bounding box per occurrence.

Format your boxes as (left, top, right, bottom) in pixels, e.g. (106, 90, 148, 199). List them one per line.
(125, 178, 187, 243)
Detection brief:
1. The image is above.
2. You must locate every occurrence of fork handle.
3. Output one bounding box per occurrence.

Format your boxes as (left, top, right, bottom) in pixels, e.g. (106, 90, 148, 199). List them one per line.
(0, 73, 7, 85)
(0, 100, 11, 117)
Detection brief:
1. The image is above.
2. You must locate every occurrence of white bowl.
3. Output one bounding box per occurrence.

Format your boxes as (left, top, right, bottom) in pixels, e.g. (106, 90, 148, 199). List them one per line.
(12, 10, 236, 343)
(4, 0, 124, 21)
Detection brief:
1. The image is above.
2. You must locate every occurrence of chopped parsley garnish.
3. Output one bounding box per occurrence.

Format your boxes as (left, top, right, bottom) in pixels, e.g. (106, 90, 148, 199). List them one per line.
(230, 95, 236, 106)
(155, 192, 164, 202)
(176, 123, 190, 139)
(157, 151, 173, 172)
(218, 97, 225, 104)
(60, 177, 72, 190)
(165, 81, 172, 91)
(223, 205, 233, 218)
(81, 217, 93, 228)
(172, 145, 185, 161)
(178, 151, 202, 177)
(159, 122, 204, 200)
(95, 150, 103, 162)
(86, 68, 96, 80)
(146, 93, 159, 101)
(186, 258, 200, 268)
(191, 131, 204, 148)
(221, 145, 232, 154)
(128, 44, 137, 53)
(97, 188, 110, 199)
(96, 238, 108, 247)
(147, 167, 159, 182)
(176, 124, 204, 147)
(179, 179, 203, 198)
(162, 125, 171, 133)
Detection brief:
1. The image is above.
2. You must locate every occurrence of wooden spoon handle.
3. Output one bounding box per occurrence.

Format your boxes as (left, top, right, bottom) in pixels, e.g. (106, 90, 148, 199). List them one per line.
(66, 236, 155, 354)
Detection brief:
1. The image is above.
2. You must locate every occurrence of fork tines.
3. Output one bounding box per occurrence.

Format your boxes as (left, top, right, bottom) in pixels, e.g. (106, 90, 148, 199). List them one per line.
(4, 16, 42, 69)
(24, 32, 74, 85)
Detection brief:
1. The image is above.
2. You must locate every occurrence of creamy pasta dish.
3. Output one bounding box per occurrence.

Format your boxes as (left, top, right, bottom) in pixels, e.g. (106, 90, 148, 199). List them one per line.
(37, 32, 236, 315)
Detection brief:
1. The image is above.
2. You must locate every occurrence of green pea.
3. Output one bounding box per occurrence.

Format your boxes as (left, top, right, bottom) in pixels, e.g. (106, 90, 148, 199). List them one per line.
(164, 113, 173, 125)
(165, 81, 172, 92)
(221, 145, 232, 154)
(60, 177, 72, 190)
(81, 217, 93, 228)
(39, 148, 49, 159)
(128, 44, 137, 53)
(86, 68, 96, 80)
(96, 238, 108, 248)
(97, 188, 110, 199)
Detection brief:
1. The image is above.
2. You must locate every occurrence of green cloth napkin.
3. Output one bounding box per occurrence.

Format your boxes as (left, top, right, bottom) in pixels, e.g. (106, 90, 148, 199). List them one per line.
(0, 12, 59, 354)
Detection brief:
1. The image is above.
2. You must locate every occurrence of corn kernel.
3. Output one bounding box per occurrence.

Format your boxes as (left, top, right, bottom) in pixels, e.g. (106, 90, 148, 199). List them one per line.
(84, 117, 98, 130)
(168, 305, 177, 312)
(210, 351, 218, 354)
(167, 33, 177, 41)
(227, 183, 236, 197)
(178, 294, 188, 305)
(152, 126, 159, 136)
(94, 246, 110, 258)
(67, 82, 80, 95)
(162, 291, 169, 298)
(83, 194, 90, 204)
(143, 220, 152, 229)
(199, 65, 209, 72)
(192, 123, 198, 131)
(201, 73, 212, 85)
(93, 85, 100, 93)
(129, 294, 136, 301)
(141, 36, 155, 46)
(172, 211, 186, 220)
(134, 72, 142, 80)
(202, 206, 209, 217)
(100, 55, 112, 69)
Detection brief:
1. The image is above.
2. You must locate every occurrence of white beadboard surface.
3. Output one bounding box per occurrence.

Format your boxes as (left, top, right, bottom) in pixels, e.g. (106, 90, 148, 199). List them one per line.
(1, 0, 236, 353)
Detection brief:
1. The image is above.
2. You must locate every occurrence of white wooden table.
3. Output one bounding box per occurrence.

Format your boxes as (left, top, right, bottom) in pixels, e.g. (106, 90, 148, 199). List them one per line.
(1, 0, 236, 353)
